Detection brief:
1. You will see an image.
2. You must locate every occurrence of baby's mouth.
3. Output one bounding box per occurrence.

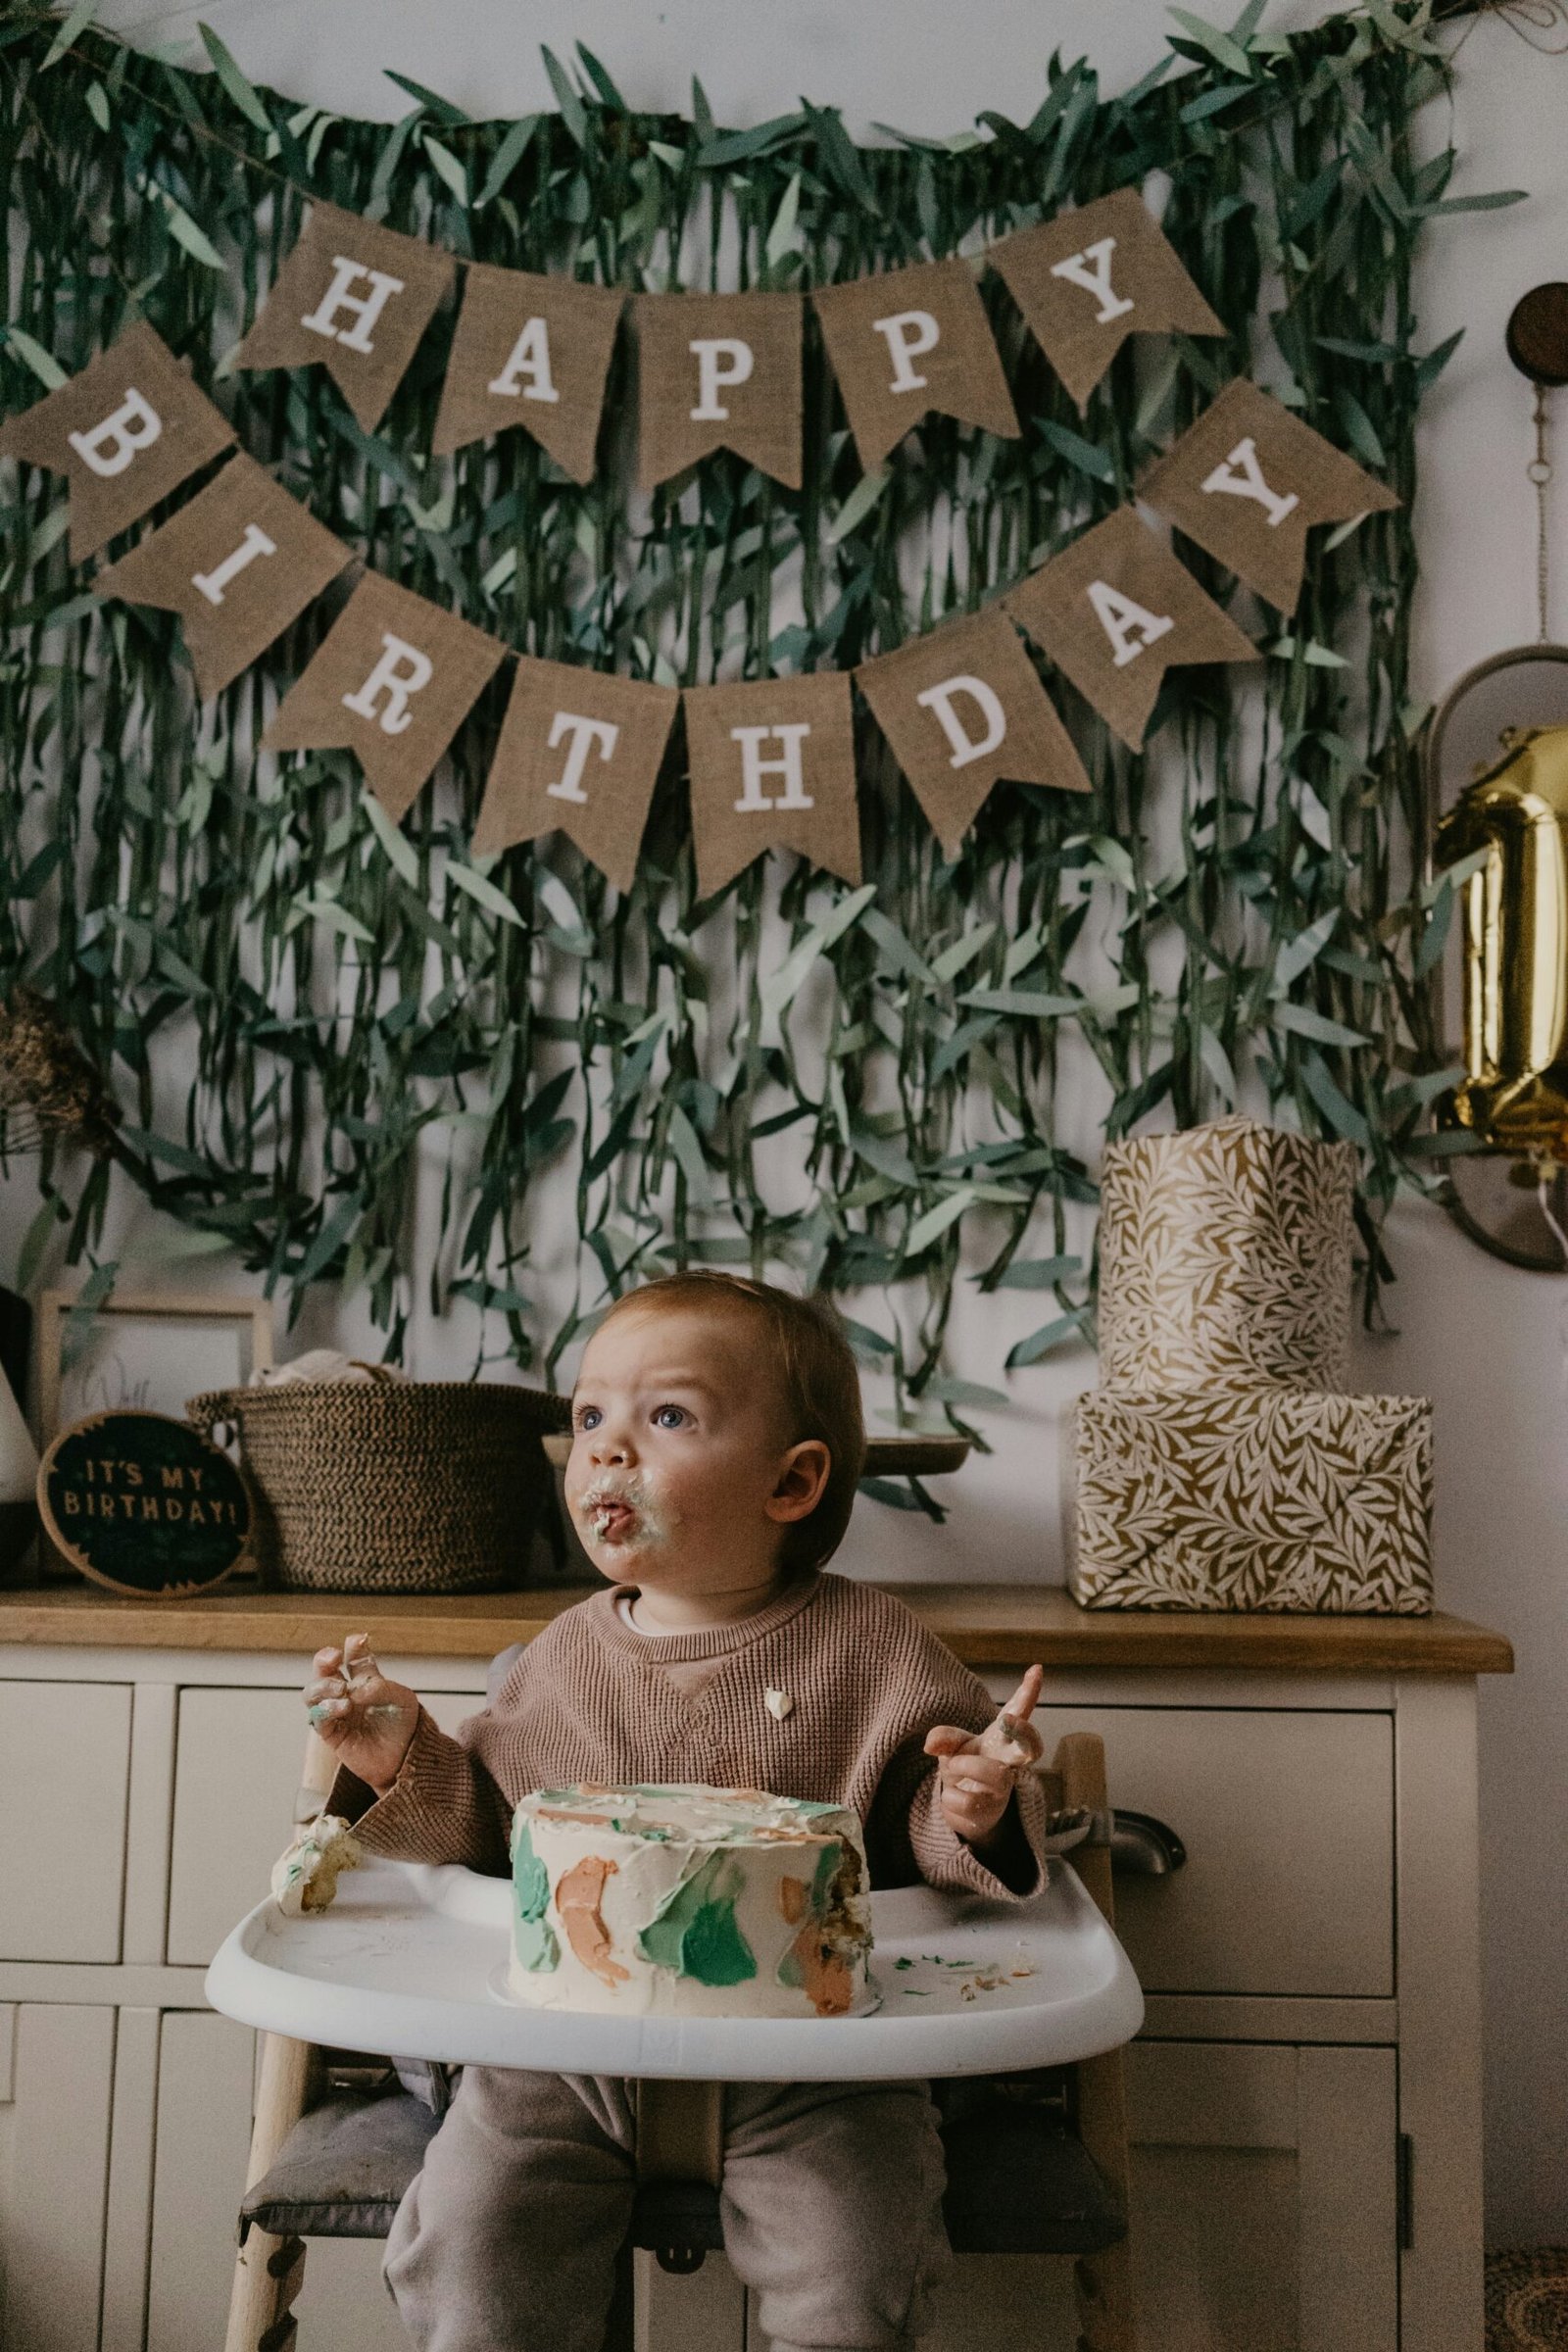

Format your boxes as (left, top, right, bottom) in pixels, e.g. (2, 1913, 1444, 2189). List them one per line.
(591, 1500, 636, 1543)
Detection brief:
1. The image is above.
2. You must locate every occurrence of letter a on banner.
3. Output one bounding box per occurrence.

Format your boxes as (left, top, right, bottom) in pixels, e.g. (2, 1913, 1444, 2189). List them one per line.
(1005, 508, 1258, 749)
(472, 658, 679, 890)
(233, 202, 457, 434)
(855, 608, 1090, 854)
(682, 673, 860, 897)
(812, 259, 1019, 471)
(262, 571, 506, 820)
(634, 291, 803, 491)
(95, 454, 353, 699)
(431, 269, 624, 484)
(990, 187, 1223, 412)
(1138, 377, 1399, 612)
(0, 319, 236, 561)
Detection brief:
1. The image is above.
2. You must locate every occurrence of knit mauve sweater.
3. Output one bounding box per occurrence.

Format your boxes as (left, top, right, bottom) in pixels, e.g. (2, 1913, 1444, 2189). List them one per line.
(331, 1571, 1047, 1900)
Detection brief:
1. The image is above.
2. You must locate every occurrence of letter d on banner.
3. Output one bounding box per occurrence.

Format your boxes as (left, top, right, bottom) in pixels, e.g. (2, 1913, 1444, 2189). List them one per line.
(856, 607, 1090, 854)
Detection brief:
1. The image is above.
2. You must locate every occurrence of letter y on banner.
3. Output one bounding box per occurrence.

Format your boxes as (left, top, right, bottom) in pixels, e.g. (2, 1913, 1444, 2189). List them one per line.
(0, 318, 236, 561)
(233, 202, 456, 433)
(1138, 377, 1399, 612)
(1005, 508, 1258, 749)
(472, 657, 679, 889)
(95, 454, 352, 699)
(682, 672, 860, 897)
(991, 186, 1223, 412)
(263, 571, 506, 820)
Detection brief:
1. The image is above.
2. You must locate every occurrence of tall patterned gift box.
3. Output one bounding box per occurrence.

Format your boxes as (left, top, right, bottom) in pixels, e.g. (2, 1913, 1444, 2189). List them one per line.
(1065, 1117, 1434, 1613)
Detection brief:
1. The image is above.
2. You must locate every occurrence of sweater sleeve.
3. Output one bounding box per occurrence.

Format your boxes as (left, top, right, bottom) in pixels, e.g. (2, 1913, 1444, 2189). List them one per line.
(323, 1707, 514, 1875)
(858, 1597, 1050, 1902)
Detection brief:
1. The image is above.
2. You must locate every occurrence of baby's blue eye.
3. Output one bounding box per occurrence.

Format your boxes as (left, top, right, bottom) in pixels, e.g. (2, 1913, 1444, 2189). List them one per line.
(653, 1404, 687, 1430)
(578, 1406, 602, 1431)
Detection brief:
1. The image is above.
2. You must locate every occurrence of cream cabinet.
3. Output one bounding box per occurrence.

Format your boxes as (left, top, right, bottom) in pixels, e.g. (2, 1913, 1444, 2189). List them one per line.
(0, 1626, 1494, 2352)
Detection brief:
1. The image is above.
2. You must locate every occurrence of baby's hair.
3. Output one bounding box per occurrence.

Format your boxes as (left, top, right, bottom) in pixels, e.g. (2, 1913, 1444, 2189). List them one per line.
(595, 1272, 866, 1574)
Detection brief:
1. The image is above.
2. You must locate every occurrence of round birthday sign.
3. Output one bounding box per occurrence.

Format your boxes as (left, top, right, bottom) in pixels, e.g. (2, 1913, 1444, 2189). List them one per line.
(38, 1410, 252, 1596)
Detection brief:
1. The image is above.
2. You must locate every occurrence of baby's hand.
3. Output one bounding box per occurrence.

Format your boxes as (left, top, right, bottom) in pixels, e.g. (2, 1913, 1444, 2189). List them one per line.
(924, 1664, 1046, 1850)
(304, 1633, 418, 1796)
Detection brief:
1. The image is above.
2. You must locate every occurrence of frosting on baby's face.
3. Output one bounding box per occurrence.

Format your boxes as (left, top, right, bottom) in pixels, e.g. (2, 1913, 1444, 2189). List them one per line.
(564, 1304, 829, 1606)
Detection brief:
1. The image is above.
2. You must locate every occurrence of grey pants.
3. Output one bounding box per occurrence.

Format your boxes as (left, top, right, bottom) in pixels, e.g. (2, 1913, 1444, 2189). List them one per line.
(384, 2067, 952, 2352)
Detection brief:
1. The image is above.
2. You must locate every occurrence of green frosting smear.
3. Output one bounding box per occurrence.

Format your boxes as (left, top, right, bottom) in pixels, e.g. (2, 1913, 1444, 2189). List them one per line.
(638, 1852, 756, 1986)
(511, 1819, 560, 1973)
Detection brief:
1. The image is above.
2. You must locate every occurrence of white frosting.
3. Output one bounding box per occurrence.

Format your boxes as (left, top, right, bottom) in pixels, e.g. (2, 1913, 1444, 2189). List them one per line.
(270, 1814, 363, 1916)
(509, 1783, 874, 2017)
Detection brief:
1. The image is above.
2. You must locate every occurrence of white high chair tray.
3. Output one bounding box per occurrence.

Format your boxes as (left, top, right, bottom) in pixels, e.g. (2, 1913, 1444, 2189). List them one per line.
(205, 1856, 1143, 2081)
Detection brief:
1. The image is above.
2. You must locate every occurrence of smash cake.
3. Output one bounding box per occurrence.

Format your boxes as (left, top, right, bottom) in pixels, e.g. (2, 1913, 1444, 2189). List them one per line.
(509, 1783, 875, 2017)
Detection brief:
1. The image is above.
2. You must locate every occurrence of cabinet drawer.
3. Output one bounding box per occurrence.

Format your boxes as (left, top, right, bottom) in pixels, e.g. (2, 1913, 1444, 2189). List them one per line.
(1038, 1705, 1394, 1997)
(168, 1683, 482, 1966)
(0, 1681, 131, 1960)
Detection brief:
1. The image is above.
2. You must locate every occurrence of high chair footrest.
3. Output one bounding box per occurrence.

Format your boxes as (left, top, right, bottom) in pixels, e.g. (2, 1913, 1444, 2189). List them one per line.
(240, 2083, 1125, 2257)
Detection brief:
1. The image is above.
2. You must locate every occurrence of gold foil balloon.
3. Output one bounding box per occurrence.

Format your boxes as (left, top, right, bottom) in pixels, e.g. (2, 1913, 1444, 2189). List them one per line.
(1435, 720, 1568, 1161)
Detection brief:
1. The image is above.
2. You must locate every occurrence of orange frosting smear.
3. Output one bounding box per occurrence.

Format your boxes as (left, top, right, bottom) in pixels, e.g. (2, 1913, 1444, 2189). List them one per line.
(789, 1922, 854, 2016)
(777, 1874, 809, 1926)
(557, 1854, 628, 1986)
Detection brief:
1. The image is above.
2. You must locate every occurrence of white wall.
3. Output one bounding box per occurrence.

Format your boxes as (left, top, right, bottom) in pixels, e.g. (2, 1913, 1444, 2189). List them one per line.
(6, 0, 1565, 2244)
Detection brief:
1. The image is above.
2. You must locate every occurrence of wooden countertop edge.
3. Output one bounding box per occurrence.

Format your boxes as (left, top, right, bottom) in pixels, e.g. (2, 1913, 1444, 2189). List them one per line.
(0, 1583, 1515, 1675)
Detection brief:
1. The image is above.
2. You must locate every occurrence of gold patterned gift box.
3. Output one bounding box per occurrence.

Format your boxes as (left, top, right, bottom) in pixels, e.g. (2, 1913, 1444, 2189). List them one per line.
(1097, 1116, 1358, 1394)
(1064, 1387, 1434, 1614)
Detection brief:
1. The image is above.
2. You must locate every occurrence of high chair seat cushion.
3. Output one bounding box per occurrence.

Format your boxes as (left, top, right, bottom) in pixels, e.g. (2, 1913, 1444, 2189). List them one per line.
(240, 2081, 1125, 2256)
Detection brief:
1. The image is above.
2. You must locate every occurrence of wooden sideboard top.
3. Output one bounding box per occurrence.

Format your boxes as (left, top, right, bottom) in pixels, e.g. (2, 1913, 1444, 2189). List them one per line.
(0, 1578, 1515, 1675)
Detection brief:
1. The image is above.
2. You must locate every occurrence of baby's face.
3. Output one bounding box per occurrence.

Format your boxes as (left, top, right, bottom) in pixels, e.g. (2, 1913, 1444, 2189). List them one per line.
(564, 1304, 823, 1590)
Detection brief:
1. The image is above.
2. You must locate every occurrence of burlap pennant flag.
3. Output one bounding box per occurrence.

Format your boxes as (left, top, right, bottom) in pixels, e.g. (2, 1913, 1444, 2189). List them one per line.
(0, 319, 236, 563)
(472, 658, 679, 890)
(233, 202, 456, 434)
(855, 607, 1090, 852)
(431, 269, 624, 483)
(812, 260, 1019, 471)
(94, 453, 352, 699)
(991, 187, 1223, 412)
(682, 672, 860, 897)
(634, 292, 803, 491)
(1005, 507, 1259, 750)
(262, 570, 506, 820)
(1138, 377, 1400, 613)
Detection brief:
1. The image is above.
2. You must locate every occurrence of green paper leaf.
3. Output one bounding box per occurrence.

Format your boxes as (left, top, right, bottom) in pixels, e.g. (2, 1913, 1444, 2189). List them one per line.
(540, 46, 589, 146)
(198, 23, 271, 131)
(3, 327, 69, 390)
(904, 1188, 975, 1256)
(1166, 7, 1254, 76)
(420, 134, 469, 206)
(474, 115, 540, 209)
(1272, 1002, 1371, 1048)
(1006, 1311, 1090, 1369)
(41, 0, 97, 74)
(447, 858, 526, 928)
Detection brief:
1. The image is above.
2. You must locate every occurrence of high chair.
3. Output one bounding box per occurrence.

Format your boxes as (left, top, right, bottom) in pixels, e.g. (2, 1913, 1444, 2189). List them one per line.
(224, 1675, 1171, 2352)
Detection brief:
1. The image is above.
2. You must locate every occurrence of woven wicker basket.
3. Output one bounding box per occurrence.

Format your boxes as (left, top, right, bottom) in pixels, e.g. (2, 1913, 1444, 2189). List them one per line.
(185, 1380, 570, 1593)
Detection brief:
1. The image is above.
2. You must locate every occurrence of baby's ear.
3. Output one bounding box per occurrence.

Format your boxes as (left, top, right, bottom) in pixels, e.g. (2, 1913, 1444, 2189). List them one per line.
(765, 1438, 832, 1523)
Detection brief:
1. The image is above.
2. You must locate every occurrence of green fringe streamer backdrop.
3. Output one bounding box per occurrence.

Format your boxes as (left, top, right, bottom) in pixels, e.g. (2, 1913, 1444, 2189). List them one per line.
(0, 7, 1502, 1429)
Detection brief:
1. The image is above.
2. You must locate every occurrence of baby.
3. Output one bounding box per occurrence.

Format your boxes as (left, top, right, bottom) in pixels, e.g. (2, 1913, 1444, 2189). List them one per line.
(306, 1271, 1048, 2352)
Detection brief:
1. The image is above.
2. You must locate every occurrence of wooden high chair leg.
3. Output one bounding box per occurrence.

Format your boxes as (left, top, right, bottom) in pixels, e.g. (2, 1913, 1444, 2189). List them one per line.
(223, 1726, 337, 2352)
(1054, 1733, 1138, 2352)
(224, 2033, 318, 2352)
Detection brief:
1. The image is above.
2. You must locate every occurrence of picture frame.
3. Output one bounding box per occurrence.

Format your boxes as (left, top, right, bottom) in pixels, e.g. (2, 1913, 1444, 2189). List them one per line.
(36, 1288, 275, 1448)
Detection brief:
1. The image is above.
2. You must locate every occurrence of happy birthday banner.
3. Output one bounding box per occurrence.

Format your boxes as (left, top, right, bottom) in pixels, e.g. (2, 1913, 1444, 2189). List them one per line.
(0, 184, 1395, 894)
